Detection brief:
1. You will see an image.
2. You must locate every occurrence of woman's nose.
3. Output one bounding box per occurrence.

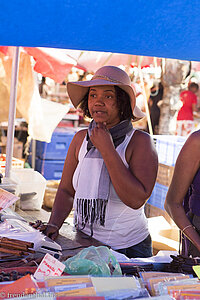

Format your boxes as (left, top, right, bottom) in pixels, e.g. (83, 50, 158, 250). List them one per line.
(94, 95, 104, 105)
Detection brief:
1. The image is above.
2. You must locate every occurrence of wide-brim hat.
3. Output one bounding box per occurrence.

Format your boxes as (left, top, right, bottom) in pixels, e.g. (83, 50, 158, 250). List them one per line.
(67, 65, 145, 119)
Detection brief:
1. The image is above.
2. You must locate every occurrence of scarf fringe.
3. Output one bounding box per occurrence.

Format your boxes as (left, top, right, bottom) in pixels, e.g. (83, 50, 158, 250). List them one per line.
(75, 198, 108, 236)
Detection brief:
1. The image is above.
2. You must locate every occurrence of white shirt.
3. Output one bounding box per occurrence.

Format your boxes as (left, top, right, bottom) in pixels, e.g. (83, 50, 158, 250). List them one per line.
(72, 128, 149, 249)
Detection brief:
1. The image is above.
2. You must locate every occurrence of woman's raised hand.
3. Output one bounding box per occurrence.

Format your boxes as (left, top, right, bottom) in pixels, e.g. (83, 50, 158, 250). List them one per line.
(90, 122, 114, 153)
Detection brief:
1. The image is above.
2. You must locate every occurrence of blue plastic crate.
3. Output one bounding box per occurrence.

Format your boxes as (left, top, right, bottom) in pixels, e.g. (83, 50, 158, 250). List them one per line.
(147, 183, 168, 210)
(34, 157, 65, 180)
(32, 128, 76, 160)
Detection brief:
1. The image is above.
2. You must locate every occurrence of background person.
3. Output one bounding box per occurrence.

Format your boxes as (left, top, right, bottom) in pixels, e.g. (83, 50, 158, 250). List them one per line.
(147, 82, 163, 134)
(33, 66, 158, 258)
(176, 82, 199, 136)
(165, 130, 200, 257)
(38, 76, 49, 98)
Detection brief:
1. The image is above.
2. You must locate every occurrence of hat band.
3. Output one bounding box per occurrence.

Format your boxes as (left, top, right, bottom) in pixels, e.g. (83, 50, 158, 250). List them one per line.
(91, 74, 125, 85)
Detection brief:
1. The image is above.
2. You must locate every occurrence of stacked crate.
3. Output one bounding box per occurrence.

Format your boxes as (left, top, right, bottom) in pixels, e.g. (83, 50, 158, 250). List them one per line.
(146, 135, 186, 252)
(29, 128, 77, 180)
(146, 135, 186, 211)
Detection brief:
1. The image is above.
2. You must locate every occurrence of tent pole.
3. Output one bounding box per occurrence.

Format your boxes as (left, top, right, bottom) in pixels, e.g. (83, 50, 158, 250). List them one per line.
(138, 66, 153, 136)
(5, 47, 20, 178)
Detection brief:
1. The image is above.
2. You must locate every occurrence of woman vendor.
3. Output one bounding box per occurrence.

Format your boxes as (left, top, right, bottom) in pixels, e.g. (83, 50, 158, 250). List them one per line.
(165, 130, 200, 257)
(34, 66, 158, 258)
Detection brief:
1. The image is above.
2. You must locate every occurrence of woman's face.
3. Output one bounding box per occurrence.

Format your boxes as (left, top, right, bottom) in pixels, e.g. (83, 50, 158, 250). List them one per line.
(88, 85, 120, 128)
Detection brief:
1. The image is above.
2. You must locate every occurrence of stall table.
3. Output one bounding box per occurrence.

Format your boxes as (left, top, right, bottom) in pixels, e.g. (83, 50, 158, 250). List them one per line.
(16, 207, 105, 259)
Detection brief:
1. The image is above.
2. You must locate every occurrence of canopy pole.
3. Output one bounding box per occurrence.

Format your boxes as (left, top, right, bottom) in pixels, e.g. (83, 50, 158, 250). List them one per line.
(5, 47, 20, 178)
(138, 66, 153, 136)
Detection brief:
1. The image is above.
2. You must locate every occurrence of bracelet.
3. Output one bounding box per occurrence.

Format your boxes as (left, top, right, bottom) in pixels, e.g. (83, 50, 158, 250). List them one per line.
(47, 223, 59, 230)
(182, 224, 195, 234)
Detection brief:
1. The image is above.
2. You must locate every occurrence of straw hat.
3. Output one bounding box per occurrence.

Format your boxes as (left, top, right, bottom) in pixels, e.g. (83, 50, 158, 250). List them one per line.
(67, 65, 145, 119)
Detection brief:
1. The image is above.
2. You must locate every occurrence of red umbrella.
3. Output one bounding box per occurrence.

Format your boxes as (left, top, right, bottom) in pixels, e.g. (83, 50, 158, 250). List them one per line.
(0, 46, 77, 83)
(64, 49, 161, 72)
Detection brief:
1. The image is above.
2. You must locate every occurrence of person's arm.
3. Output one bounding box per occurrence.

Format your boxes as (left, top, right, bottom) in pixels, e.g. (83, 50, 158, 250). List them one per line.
(90, 124, 158, 209)
(44, 129, 86, 239)
(164, 131, 200, 252)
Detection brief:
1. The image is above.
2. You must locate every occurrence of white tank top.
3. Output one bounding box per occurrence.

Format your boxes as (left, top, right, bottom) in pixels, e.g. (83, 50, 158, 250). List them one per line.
(72, 128, 149, 249)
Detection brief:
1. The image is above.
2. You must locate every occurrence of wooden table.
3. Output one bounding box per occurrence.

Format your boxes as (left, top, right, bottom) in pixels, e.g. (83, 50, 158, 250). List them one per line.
(16, 207, 105, 259)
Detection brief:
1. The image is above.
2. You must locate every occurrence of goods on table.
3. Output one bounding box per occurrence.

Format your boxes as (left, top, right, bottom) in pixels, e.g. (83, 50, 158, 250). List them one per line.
(0, 267, 37, 281)
(0, 248, 199, 299)
(0, 154, 24, 174)
(63, 246, 122, 276)
(0, 236, 34, 256)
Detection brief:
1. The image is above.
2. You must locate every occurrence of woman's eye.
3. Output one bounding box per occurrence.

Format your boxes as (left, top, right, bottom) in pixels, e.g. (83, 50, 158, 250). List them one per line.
(105, 95, 112, 99)
(89, 93, 96, 98)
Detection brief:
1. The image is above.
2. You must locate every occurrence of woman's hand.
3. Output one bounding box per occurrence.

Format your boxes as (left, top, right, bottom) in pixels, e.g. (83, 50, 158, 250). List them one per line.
(90, 122, 114, 154)
(29, 220, 59, 240)
(43, 224, 59, 240)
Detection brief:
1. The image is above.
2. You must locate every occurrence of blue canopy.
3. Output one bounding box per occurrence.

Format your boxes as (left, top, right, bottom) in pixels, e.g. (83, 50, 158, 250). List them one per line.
(0, 0, 200, 61)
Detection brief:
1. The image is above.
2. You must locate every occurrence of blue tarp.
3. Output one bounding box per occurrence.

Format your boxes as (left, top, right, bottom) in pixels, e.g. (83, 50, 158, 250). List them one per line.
(0, 0, 200, 61)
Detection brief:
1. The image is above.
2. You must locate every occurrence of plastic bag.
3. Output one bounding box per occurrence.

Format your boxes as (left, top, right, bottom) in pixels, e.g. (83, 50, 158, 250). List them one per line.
(64, 246, 122, 276)
(28, 85, 70, 143)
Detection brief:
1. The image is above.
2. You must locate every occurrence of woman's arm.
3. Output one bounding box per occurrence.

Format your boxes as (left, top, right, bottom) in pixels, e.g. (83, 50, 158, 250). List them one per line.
(90, 125, 158, 209)
(45, 129, 86, 239)
(164, 131, 200, 251)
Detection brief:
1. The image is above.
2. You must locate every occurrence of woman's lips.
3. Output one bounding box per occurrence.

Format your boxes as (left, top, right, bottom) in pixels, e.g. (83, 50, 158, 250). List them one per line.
(93, 111, 106, 116)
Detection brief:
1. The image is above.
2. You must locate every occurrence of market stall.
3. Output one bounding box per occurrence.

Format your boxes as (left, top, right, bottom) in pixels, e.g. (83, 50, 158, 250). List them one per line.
(0, 202, 200, 299)
(0, 0, 200, 298)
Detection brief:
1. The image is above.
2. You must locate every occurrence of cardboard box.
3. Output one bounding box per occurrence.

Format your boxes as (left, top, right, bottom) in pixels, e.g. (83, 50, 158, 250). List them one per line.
(146, 205, 179, 254)
(157, 163, 174, 187)
(0, 137, 23, 159)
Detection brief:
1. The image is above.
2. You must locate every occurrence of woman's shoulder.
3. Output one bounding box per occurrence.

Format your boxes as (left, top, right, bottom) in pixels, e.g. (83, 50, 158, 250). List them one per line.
(185, 130, 200, 144)
(126, 129, 157, 161)
(184, 130, 200, 151)
(70, 129, 87, 158)
(176, 130, 200, 165)
(74, 128, 87, 139)
(73, 129, 87, 146)
(131, 129, 154, 145)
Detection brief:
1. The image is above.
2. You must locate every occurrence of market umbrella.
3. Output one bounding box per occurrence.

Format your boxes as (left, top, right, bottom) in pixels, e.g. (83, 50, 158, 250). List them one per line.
(0, 0, 199, 61)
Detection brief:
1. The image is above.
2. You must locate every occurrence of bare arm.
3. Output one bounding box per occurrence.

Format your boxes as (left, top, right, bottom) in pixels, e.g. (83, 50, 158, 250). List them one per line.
(90, 125, 158, 209)
(164, 131, 200, 251)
